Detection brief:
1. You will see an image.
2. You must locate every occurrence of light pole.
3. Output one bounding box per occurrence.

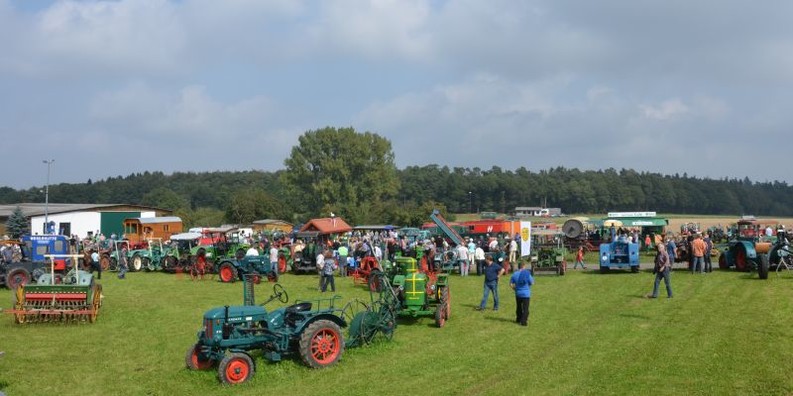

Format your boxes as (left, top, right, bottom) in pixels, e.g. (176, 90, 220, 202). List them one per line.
(43, 159, 54, 234)
(468, 191, 472, 214)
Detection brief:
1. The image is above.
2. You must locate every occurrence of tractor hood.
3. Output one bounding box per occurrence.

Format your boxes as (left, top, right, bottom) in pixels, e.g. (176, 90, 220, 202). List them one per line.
(204, 305, 268, 322)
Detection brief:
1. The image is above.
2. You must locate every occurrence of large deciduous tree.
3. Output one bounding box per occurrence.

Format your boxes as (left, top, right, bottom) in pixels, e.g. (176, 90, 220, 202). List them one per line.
(281, 127, 400, 222)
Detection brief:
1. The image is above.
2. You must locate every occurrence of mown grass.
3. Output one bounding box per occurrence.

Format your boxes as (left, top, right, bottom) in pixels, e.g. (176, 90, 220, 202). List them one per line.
(1, 266, 792, 396)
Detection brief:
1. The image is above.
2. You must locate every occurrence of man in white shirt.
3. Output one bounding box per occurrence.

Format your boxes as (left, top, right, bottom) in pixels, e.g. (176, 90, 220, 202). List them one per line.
(456, 243, 470, 276)
(246, 245, 259, 256)
(269, 245, 279, 280)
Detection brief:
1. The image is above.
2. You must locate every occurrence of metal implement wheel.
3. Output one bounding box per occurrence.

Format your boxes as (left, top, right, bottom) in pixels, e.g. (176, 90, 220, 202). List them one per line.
(13, 285, 26, 324)
(185, 344, 215, 370)
(7, 268, 31, 290)
(273, 283, 288, 303)
(299, 319, 344, 369)
(218, 352, 254, 385)
(130, 255, 143, 272)
(219, 263, 237, 283)
(89, 284, 102, 323)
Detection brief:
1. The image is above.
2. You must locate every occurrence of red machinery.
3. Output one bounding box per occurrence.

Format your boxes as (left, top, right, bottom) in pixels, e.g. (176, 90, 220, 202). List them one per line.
(350, 256, 381, 290)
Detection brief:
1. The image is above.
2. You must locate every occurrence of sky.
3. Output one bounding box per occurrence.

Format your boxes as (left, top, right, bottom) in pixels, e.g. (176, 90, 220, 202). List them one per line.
(1, 0, 792, 190)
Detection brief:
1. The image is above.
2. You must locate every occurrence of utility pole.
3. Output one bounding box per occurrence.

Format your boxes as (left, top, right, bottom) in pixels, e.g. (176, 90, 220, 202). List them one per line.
(468, 191, 472, 214)
(43, 159, 54, 234)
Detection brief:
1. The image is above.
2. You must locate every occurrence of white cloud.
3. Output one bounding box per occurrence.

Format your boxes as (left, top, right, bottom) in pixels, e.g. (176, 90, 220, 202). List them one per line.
(639, 99, 689, 121)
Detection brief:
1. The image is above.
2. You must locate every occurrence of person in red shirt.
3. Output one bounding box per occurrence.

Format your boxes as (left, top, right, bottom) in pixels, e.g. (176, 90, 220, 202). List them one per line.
(690, 233, 707, 274)
(573, 246, 586, 269)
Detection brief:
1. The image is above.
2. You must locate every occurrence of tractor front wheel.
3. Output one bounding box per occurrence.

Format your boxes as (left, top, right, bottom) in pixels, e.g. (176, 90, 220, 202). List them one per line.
(130, 255, 143, 272)
(218, 352, 254, 385)
(759, 255, 770, 280)
(185, 344, 215, 370)
(143, 257, 154, 272)
(299, 319, 344, 369)
(219, 263, 237, 283)
(109, 257, 118, 271)
(718, 253, 728, 270)
(435, 305, 446, 328)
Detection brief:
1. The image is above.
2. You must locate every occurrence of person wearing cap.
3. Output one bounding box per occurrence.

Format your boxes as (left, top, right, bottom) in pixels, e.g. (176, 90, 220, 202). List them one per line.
(477, 255, 505, 311)
(690, 233, 707, 274)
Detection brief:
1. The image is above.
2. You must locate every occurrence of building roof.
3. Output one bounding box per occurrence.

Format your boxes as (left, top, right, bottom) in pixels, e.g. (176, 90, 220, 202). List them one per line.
(131, 216, 182, 224)
(0, 203, 171, 217)
(300, 217, 352, 235)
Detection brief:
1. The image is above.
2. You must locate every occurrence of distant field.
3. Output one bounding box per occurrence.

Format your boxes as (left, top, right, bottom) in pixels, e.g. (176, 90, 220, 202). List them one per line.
(456, 213, 793, 232)
(1, 266, 792, 395)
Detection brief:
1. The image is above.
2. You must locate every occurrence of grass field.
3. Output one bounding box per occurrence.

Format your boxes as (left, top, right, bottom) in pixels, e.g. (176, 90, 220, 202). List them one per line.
(1, 264, 793, 396)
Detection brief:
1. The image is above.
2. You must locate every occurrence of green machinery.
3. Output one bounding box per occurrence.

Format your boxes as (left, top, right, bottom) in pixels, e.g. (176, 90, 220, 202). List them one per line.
(375, 256, 450, 327)
(530, 230, 567, 275)
(185, 276, 393, 385)
(6, 254, 102, 324)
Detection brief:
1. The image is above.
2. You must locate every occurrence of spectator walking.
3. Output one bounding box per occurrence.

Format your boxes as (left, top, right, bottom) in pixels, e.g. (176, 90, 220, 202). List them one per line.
(644, 234, 652, 252)
(508, 237, 518, 272)
(476, 256, 505, 311)
(703, 232, 713, 273)
(573, 246, 587, 269)
(338, 243, 349, 277)
(457, 243, 469, 276)
(647, 243, 673, 298)
(117, 245, 128, 280)
(690, 233, 707, 274)
(474, 244, 486, 275)
(316, 250, 325, 291)
(269, 244, 279, 282)
(320, 251, 337, 292)
(510, 261, 534, 326)
(90, 249, 102, 280)
(666, 237, 677, 265)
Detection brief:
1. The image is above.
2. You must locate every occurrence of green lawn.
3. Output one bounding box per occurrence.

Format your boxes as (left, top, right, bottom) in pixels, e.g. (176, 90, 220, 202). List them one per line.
(1, 266, 792, 396)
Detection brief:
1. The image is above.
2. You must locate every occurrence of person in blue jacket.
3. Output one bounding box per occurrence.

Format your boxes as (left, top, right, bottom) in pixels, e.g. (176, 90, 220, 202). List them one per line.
(510, 260, 534, 326)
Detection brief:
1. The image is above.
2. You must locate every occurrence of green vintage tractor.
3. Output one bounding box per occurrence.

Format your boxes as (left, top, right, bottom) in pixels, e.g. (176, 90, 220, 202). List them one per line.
(216, 253, 278, 283)
(530, 230, 567, 275)
(186, 276, 392, 385)
(374, 256, 450, 327)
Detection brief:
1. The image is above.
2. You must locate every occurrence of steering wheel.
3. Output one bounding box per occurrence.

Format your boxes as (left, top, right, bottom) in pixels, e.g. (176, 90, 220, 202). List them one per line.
(273, 283, 289, 304)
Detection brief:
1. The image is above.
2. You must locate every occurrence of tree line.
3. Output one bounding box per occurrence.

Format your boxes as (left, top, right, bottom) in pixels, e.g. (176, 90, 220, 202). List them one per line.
(2, 127, 792, 228)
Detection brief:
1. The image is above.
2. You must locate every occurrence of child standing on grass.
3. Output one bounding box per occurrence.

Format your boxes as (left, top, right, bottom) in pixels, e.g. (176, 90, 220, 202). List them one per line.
(573, 246, 587, 269)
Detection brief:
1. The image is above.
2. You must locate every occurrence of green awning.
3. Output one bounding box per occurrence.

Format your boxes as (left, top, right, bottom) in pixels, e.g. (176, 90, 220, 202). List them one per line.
(606, 217, 668, 227)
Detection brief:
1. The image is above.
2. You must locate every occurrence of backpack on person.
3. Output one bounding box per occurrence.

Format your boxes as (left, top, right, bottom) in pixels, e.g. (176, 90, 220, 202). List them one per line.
(323, 259, 336, 276)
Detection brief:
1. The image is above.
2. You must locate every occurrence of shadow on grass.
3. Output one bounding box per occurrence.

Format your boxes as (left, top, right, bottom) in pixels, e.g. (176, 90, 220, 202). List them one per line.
(619, 313, 651, 320)
(580, 269, 641, 276)
(484, 316, 518, 324)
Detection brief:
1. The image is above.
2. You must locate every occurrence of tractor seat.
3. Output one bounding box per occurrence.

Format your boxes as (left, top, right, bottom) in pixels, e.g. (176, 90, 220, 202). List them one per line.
(285, 302, 312, 314)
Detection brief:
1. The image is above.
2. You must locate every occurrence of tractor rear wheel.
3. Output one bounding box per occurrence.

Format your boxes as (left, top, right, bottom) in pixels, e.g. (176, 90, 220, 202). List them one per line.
(163, 256, 178, 271)
(218, 352, 254, 385)
(185, 344, 215, 370)
(759, 255, 770, 280)
(219, 263, 237, 283)
(7, 268, 31, 290)
(299, 319, 344, 369)
(441, 287, 451, 319)
(735, 247, 748, 272)
(631, 266, 640, 273)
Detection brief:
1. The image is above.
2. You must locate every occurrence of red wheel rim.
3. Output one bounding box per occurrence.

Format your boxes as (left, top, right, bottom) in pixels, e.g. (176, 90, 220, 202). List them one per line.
(736, 248, 747, 271)
(310, 328, 340, 365)
(191, 348, 212, 369)
(224, 358, 249, 383)
(220, 266, 233, 282)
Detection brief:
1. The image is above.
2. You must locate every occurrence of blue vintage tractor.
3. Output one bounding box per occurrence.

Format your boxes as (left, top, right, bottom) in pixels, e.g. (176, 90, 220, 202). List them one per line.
(718, 218, 772, 278)
(598, 227, 640, 273)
